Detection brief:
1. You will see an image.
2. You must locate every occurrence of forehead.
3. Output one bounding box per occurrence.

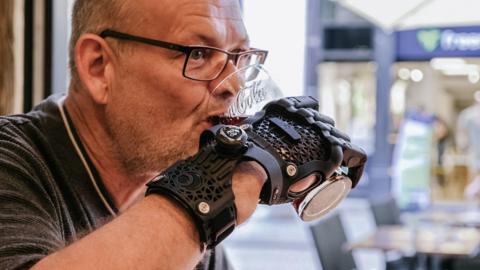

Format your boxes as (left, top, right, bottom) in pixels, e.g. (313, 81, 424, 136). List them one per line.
(129, 0, 248, 47)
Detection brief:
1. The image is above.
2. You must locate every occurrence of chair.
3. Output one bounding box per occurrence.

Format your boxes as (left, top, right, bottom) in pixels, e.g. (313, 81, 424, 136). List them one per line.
(370, 196, 402, 226)
(370, 197, 415, 270)
(206, 244, 235, 270)
(451, 256, 480, 270)
(310, 213, 357, 270)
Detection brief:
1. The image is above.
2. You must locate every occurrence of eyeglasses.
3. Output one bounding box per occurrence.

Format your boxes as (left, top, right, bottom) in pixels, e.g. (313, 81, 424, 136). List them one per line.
(99, 29, 269, 81)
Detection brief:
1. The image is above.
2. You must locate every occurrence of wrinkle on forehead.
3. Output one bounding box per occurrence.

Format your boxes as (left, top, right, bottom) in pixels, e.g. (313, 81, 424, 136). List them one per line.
(135, 0, 243, 27)
(131, 0, 243, 20)
(173, 0, 247, 45)
(189, 0, 243, 20)
(170, 0, 244, 32)
(123, 0, 248, 47)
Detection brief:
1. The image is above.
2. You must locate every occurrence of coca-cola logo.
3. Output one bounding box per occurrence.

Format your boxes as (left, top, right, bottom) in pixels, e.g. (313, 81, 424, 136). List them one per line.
(228, 80, 268, 116)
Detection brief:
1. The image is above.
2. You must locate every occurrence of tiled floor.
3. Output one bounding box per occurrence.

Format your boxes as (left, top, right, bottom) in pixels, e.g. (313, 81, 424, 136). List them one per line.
(224, 198, 384, 270)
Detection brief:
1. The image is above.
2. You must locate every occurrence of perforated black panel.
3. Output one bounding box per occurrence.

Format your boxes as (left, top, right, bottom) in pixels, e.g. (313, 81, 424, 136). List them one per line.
(254, 112, 331, 166)
(159, 155, 234, 203)
(146, 145, 238, 249)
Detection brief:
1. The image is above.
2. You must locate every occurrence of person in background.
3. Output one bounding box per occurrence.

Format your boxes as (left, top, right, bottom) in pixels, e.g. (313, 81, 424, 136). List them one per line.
(433, 115, 450, 187)
(457, 91, 480, 200)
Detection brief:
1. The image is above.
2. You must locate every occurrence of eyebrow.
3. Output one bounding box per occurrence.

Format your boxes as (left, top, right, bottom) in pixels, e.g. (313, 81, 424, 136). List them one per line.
(190, 33, 250, 50)
(192, 33, 218, 46)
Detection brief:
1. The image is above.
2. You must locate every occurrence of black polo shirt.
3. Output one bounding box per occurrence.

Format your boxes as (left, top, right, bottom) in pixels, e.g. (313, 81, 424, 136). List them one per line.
(0, 94, 224, 270)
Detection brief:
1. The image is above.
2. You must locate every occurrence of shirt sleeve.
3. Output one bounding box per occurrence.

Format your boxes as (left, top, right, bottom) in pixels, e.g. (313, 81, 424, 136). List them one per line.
(0, 135, 65, 270)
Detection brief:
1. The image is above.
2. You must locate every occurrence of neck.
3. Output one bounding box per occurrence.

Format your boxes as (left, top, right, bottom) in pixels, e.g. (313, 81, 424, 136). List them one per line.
(64, 91, 155, 212)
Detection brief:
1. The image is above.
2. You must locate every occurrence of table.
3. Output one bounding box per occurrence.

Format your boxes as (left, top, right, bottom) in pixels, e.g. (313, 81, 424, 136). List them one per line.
(415, 210, 480, 228)
(349, 225, 480, 257)
(349, 225, 480, 270)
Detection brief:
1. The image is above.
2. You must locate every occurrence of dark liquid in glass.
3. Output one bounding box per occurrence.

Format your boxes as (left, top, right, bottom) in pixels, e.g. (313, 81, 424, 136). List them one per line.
(219, 116, 248, 125)
(209, 116, 248, 126)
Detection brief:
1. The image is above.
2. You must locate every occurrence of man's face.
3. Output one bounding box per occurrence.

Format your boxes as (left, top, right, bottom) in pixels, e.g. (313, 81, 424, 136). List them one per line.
(104, 0, 249, 175)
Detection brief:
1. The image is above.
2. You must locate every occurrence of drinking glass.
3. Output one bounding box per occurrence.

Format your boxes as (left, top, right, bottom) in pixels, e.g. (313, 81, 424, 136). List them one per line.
(207, 64, 283, 124)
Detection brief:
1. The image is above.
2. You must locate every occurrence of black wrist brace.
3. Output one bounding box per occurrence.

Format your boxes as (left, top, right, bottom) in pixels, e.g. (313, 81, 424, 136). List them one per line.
(146, 125, 248, 250)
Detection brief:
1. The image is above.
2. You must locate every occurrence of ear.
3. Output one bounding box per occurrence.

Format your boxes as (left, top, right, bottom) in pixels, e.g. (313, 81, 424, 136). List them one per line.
(75, 33, 114, 105)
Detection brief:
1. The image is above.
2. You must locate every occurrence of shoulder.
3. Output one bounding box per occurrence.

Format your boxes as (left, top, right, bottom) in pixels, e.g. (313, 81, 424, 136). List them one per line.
(0, 117, 65, 270)
(0, 106, 63, 203)
(0, 114, 44, 167)
(0, 111, 65, 238)
(0, 94, 65, 165)
(0, 114, 52, 197)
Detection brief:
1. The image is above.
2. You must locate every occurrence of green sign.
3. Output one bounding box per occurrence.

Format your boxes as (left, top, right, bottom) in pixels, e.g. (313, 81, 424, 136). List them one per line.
(416, 29, 441, 52)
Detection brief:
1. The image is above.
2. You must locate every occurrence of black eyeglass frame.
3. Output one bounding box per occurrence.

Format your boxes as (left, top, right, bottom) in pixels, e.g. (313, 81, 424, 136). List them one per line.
(99, 29, 269, 81)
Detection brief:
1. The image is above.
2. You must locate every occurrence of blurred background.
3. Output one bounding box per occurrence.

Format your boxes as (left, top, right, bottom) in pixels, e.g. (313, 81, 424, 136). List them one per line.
(3, 0, 480, 269)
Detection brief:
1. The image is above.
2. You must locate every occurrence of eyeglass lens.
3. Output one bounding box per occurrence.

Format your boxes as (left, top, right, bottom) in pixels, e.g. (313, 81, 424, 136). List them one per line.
(185, 48, 264, 81)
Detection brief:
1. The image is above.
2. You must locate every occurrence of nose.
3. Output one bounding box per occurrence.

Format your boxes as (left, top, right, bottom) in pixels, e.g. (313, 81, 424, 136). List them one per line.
(208, 60, 242, 100)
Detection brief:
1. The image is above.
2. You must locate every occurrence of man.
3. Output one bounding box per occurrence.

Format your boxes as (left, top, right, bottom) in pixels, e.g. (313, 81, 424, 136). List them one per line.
(459, 91, 480, 200)
(1, 0, 320, 269)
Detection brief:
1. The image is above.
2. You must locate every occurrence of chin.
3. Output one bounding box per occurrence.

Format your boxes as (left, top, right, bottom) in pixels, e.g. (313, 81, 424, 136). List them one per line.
(171, 125, 205, 159)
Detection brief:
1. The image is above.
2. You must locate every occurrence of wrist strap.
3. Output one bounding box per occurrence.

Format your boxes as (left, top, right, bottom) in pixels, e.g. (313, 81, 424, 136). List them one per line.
(146, 138, 242, 249)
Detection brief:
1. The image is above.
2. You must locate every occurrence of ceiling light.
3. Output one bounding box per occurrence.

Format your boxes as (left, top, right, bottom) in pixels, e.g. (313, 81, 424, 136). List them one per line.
(410, 69, 423, 82)
(442, 66, 479, 76)
(468, 71, 480, 84)
(398, 68, 410, 80)
(431, 58, 466, 70)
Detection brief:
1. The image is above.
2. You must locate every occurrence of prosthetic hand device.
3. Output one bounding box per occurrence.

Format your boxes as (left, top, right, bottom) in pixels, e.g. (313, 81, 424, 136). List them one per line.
(239, 96, 366, 221)
(146, 96, 367, 249)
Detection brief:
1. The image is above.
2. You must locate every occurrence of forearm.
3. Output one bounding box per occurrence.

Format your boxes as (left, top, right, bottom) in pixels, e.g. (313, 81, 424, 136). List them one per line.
(32, 195, 203, 270)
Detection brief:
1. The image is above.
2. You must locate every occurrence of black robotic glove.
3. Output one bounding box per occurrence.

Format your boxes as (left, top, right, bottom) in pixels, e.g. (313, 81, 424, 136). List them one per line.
(237, 96, 367, 219)
(200, 96, 367, 218)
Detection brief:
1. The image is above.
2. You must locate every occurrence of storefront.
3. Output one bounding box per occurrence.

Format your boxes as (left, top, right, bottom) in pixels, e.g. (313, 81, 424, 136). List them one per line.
(311, 15, 480, 204)
(392, 26, 480, 207)
(308, 0, 394, 198)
